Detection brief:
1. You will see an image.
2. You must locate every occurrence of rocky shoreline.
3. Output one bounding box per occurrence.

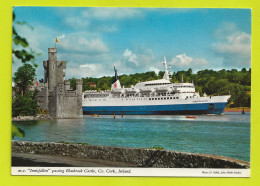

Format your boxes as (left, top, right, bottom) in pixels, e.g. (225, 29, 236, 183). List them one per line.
(12, 141, 250, 168)
(224, 107, 251, 112)
(12, 114, 52, 121)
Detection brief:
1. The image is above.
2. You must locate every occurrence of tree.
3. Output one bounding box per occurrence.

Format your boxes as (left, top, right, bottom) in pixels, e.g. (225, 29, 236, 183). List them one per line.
(186, 68, 192, 76)
(97, 76, 112, 90)
(12, 90, 38, 117)
(158, 71, 164, 78)
(69, 78, 76, 90)
(241, 68, 247, 73)
(13, 63, 36, 95)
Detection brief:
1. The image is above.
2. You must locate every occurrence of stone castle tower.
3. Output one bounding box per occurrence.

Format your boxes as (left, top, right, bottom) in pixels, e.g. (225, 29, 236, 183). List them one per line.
(36, 48, 83, 119)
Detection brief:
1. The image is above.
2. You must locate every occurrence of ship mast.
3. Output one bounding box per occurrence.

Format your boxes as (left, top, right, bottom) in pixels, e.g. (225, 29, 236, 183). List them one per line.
(163, 56, 171, 80)
(114, 66, 119, 81)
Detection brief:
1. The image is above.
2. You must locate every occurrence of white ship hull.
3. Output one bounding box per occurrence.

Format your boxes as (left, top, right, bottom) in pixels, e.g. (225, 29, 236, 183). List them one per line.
(82, 95, 230, 115)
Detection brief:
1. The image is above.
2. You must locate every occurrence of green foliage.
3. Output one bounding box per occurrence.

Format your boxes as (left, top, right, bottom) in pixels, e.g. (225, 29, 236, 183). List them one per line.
(12, 64, 38, 117)
(37, 108, 48, 114)
(12, 125, 25, 138)
(158, 71, 164, 78)
(149, 146, 164, 150)
(13, 63, 36, 95)
(69, 78, 76, 90)
(76, 142, 89, 145)
(193, 68, 251, 107)
(81, 71, 161, 91)
(12, 12, 41, 67)
(12, 90, 39, 117)
(97, 76, 112, 90)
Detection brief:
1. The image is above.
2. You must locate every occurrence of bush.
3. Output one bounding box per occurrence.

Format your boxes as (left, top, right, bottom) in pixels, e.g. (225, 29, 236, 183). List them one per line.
(12, 90, 38, 117)
(149, 146, 164, 150)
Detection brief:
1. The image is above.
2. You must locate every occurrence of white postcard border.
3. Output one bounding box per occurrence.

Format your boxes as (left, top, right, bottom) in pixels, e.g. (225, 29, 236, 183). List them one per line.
(11, 167, 250, 177)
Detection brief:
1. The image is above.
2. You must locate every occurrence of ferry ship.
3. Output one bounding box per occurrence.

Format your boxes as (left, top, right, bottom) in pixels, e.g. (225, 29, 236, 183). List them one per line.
(82, 58, 230, 115)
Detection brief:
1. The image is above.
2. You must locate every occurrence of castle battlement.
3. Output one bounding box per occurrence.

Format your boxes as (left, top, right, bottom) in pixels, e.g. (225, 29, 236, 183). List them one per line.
(76, 79, 83, 84)
(48, 47, 57, 53)
(58, 60, 66, 67)
(64, 80, 70, 84)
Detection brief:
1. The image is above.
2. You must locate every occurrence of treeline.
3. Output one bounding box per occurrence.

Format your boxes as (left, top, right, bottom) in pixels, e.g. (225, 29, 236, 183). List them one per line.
(70, 68, 251, 108)
(173, 68, 251, 108)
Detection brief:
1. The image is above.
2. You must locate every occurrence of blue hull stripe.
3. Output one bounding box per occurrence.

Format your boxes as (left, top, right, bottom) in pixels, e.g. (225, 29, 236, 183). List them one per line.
(83, 102, 227, 115)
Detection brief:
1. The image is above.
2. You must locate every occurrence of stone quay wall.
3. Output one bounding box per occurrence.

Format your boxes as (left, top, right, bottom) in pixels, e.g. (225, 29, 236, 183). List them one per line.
(12, 141, 249, 168)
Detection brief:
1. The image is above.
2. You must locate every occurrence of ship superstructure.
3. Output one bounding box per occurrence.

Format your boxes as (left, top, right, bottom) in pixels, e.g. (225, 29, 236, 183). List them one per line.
(82, 58, 230, 115)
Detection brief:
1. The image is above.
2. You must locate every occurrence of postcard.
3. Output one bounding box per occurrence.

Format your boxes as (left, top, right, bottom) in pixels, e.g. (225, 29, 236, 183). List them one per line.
(11, 7, 251, 177)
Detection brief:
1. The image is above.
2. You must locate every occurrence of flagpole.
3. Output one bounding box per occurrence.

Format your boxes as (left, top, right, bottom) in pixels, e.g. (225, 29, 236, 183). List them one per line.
(55, 37, 59, 48)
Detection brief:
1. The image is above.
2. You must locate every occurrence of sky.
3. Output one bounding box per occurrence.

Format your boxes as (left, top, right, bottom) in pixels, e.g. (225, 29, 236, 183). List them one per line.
(12, 7, 251, 80)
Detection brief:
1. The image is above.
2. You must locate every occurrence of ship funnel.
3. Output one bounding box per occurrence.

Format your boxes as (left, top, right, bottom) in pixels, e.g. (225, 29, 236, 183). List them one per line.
(111, 66, 121, 89)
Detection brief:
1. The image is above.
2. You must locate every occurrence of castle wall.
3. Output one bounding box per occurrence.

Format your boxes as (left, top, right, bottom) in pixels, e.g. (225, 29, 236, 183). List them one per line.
(56, 60, 66, 85)
(35, 83, 48, 110)
(36, 87, 48, 110)
(56, 94, 80, 118)
(47, 48, 57, 91)
(76, 79, 83, 117)
(48, 90, 57, 118)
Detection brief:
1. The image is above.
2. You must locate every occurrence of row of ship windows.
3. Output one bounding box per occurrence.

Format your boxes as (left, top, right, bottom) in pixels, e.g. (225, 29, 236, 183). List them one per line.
(84, 91, 195, 98)
(145, 84, 194, 88)
(149, 97, 179, 100)
(178, 86, 194, 88)
(145, 83, 171, 86)
(84, 95, 108, 98)
(84, 96, 185, 101)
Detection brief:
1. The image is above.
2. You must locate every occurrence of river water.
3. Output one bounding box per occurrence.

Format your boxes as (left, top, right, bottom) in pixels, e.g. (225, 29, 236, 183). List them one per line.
(13, 112, 250, 162)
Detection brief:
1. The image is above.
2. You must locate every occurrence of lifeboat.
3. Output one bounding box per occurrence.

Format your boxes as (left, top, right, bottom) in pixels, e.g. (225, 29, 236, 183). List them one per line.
(155, 86, 171, 92)
(111, 88, 124, 94)
(186, 116, 196, 119)
(140, 87, 154, 92)
(125, 88, 139, 93)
